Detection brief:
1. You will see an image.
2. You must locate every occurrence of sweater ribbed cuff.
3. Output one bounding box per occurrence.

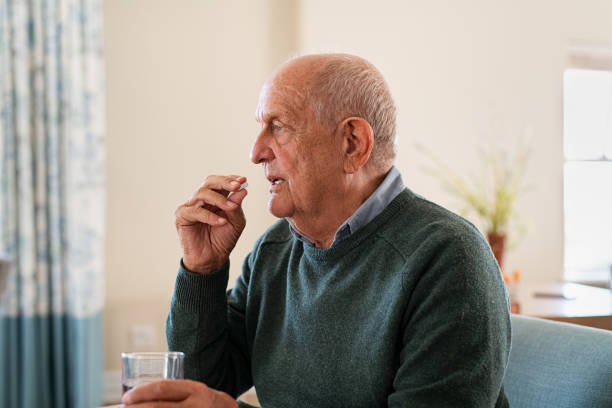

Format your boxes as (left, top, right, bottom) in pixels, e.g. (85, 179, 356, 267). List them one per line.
(173, 259, 230, 313)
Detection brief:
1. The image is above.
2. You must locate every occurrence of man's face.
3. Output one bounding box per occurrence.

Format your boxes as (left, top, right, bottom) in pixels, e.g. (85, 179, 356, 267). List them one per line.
(250, 73, 344, 222)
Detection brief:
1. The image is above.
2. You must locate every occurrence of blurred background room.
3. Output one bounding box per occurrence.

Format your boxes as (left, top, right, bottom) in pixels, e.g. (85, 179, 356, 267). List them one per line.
(1, 0, 612, 406)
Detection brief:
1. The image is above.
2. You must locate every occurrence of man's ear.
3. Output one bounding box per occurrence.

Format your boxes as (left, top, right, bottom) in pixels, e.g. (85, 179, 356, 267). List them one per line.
(339, 117, 374, 173)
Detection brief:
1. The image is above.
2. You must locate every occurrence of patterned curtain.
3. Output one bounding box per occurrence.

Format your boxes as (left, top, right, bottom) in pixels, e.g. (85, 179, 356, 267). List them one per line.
(0, 0, 105, 407)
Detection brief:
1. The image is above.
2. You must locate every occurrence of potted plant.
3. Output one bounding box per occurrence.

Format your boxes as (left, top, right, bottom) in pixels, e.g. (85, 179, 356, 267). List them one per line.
(418, 140, 530, 272)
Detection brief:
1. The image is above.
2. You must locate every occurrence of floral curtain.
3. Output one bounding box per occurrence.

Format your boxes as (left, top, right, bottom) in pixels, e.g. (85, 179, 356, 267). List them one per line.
(0, 0, 105, 407)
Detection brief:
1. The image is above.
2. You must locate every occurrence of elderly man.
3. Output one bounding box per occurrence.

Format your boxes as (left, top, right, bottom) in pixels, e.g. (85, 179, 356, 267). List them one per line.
(123, 54, 511, 407)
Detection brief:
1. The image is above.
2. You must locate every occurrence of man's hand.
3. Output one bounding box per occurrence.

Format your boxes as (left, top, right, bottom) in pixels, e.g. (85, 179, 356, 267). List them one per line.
(175, 175, 248, 274)
(121, 379, 238, 407)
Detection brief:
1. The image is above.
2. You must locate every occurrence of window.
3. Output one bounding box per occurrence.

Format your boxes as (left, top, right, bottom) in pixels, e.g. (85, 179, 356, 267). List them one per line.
(563, 68, 612, 282)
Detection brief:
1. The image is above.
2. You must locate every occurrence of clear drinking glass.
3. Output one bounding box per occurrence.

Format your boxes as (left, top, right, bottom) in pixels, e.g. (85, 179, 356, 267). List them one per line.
(121, 352, 184, 394)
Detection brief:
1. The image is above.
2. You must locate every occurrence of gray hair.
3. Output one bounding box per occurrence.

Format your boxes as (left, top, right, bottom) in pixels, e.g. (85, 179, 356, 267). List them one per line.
(307, 55, 397, 168)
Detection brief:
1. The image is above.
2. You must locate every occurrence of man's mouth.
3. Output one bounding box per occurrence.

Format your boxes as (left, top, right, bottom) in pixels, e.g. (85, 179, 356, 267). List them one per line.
(266, 174, 286, 185)
(267, 175, 286, 191)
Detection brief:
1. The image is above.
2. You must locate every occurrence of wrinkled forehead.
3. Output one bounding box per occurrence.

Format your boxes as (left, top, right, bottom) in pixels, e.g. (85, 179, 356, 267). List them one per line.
(255, 76, 309, 123)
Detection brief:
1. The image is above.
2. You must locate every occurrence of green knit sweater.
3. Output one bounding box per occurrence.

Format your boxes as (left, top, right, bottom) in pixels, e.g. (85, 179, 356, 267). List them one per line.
(167, 188, 511, 407)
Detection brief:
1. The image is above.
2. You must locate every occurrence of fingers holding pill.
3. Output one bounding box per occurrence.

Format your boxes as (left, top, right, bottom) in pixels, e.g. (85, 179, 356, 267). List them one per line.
(175, 174, 249, 274)
(187, 176, 248, 205)
(196, 175, 247, 194)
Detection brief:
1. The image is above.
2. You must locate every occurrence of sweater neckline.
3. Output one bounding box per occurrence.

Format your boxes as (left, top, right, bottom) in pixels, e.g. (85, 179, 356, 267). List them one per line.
(301, 188, 414, 263)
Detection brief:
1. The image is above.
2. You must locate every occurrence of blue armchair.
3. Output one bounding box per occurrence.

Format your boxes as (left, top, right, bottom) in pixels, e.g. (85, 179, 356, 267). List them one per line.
(504, 314, 612, 407)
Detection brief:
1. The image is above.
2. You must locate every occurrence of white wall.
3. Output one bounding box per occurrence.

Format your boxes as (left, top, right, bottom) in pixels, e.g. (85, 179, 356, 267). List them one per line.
(103, 0, 299, 371)
(299, 0, 612, 283)
(103, 0, 612, 373)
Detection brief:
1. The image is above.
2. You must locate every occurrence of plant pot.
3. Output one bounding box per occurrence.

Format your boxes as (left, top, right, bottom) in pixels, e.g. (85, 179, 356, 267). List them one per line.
(487, 232, 506, 270)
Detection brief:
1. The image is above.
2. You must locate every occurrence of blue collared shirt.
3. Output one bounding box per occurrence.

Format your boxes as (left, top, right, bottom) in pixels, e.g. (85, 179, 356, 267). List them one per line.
(289, 166, 406, 247)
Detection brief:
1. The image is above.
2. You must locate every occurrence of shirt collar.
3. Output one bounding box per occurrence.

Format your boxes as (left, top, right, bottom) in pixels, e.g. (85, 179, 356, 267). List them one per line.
(288, 166, 405, 247)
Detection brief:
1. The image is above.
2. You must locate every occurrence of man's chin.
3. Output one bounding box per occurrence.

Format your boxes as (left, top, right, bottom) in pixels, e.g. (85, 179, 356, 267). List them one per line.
(267, 197, 293, 219)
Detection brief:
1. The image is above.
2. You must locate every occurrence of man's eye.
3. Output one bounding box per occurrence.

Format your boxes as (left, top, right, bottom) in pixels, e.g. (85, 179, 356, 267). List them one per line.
(272, 122, 284, 131)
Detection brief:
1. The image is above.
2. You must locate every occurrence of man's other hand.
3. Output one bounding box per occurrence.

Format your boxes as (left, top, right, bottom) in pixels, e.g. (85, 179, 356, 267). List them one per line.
(174, 175, 248, 274)
(121, 379, 238, 408)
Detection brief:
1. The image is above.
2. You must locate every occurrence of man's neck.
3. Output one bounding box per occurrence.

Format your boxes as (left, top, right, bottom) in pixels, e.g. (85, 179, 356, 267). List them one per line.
(288, 169, 388, 248)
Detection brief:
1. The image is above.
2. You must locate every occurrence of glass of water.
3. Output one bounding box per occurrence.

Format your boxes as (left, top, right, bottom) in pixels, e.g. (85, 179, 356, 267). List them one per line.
(121, 352, 184, 394)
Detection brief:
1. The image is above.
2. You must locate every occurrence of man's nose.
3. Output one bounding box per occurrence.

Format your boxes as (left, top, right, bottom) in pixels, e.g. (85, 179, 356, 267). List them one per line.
(250, 130, 274, 164)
